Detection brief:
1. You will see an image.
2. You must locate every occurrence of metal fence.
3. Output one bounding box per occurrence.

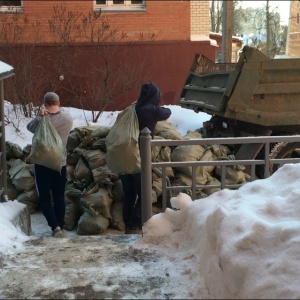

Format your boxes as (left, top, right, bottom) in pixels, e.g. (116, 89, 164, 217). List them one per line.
(139, 128, 300, 223)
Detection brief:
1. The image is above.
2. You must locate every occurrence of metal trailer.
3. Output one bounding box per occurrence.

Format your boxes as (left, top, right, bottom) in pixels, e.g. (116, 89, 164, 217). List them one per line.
(179, 46, 300, 176)
(0, 61, 14, 202)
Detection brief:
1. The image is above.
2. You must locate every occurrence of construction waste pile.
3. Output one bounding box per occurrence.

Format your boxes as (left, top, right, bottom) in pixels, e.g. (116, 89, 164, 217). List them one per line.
(6, 121, 250, 235)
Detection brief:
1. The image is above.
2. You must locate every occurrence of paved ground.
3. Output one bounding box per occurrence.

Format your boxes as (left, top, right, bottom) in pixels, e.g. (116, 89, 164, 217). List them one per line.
(0, 234, 179, 299)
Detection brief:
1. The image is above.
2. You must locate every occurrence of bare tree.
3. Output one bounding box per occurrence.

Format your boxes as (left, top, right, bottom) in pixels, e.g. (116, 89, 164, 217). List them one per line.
(0, 4, 156, 124)
(0, 13, 46, 117)
(48, 5, 155, 122)
(210, 0, 223, 32)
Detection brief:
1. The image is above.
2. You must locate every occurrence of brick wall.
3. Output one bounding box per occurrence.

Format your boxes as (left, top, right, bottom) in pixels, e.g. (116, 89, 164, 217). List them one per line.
(2, 40, 217, 109)
(288, 0, 300, 56)
(0, 0, 193, 43)
(190, 0, 210, 39)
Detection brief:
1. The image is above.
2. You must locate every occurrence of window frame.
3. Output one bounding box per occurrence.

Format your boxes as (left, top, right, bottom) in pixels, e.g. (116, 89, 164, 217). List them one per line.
(94, 0, 146, 12)
(0, 0, 23, 13)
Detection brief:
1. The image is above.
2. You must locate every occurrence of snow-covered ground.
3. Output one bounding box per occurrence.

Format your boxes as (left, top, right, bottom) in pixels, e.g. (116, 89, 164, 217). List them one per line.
(2, 102, 300, 298)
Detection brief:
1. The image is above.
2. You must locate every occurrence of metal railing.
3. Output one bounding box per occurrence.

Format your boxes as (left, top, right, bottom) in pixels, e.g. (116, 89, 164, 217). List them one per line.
(140, 128, 300, 224)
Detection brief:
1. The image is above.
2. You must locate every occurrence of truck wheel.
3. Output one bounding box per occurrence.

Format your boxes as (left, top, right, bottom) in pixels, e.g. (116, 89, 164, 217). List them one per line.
(255, 142, 300, 178)
(269, 142, 300, 173)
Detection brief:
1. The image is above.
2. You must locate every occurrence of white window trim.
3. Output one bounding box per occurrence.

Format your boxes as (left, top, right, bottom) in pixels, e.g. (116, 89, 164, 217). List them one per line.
(0, 0, 23, 13)
(94, 0, 146, 12)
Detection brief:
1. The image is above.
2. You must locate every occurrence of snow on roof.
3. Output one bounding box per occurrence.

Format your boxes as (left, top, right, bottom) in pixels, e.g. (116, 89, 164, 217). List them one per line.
(0, 61, 14, 79)
(190, 35, 219, 47)
(209, 31, 244, 42)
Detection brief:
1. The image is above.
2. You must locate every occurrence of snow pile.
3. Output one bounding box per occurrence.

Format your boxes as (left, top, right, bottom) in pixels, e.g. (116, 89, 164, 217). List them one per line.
(0, 201, 30, 254)
(5, 102, 210, 148)
(144, 163, 300, 299)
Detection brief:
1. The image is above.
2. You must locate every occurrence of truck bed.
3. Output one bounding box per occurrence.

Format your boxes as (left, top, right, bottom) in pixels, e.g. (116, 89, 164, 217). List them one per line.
(179, 46, 300, 127)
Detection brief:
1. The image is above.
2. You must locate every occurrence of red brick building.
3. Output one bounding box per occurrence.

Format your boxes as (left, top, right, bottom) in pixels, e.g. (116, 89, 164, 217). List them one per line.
(0, 0, 219, 110)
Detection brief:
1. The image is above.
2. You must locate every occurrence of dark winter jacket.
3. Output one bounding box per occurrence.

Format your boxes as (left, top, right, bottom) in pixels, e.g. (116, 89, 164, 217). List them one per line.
(135, 83, 171, 137)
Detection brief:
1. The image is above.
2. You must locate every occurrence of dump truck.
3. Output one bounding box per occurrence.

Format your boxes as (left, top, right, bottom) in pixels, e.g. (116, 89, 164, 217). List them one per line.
(179, 45, 300, 176)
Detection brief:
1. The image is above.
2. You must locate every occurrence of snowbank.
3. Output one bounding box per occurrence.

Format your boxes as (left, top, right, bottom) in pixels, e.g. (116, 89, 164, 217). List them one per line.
(144, 163, 300, 299)
(0, 201, 31, 254)
(5, 102, 210, 148)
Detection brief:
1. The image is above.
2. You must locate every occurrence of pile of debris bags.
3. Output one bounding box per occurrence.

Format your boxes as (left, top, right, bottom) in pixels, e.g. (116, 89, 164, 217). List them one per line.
(5, 120, 250, 235)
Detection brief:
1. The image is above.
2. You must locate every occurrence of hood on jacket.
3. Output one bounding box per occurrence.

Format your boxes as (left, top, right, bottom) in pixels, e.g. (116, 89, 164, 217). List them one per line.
(136, 82, 161, 110)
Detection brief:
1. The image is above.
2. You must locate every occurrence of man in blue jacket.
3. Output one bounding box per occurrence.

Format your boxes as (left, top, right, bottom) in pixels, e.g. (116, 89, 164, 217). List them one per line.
(120, 82, 171, 234)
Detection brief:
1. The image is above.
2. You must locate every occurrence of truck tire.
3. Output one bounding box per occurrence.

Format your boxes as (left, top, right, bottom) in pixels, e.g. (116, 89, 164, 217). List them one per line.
(269, 142, 300, 173)
(255, 142, 300, 178)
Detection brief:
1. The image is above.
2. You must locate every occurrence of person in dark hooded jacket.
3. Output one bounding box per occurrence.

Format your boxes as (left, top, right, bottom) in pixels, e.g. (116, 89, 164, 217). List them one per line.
(120, 82, 171, 234)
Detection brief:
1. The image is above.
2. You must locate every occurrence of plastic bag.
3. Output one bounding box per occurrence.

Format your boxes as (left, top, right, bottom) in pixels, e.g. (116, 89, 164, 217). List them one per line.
(105, 104, 141, 174)
(26, 116, 64, 172)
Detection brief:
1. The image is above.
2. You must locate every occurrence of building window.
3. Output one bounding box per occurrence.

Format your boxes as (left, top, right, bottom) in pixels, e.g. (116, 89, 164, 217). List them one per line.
(95, 0, 145, 11)
(0, 0, 23, 13)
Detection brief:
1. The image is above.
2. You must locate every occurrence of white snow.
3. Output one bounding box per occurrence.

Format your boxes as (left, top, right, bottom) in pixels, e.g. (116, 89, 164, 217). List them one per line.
(0, 61, 13, 75)
(190, 34, 219, 47)
(0, 200, 30, 253)
(144, 165, 300, 298)
(2, 101, 300, 298)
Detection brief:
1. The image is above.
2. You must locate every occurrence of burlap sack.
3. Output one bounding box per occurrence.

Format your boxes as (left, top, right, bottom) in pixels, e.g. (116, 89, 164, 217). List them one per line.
(77, 209, 109, 235)
(112, 179, 124, 202)
(64, 201, 84, 231)
(22, 144, 32, 160)
(67, 152, 81, 166)
(6, 141, 24, 160)
(66, 130, 81, 152)
(90, 126, 111, 138)
(184, 130, 202, 140)
(211, 144, 230, 157)
(155, 121, 184, 140)
(66, 165, 75, 182)
(152, 189, 157, 204)
(80, 188, 113, 219)
(215, 165, 246, 184)
(65, 188, 83, 203)
(74, 126, 109, 139)
(92, 166, 119, 186)
(74, 158, 93, 182)
(173, 172, 207, 199)
(171, 145, 208, 184)
(91, 138, 107, 152)
(110, 202, 125, 231)
(9, 159, 35, 191)
(26, 116, 64, 172)
(152, 177, 162, 198)
(200, 149, 217, 173)
(7, 176, 22, 200)
(16, 189, 39, 214)
(203, 176, 221, 195)
(105, 105, 141, 174)
(158, 146, 172, 162)
(82, 150, 106, 170)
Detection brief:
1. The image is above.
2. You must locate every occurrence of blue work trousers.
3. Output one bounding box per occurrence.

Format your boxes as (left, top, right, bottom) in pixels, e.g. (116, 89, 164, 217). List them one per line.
(34, 164, 67, 231)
